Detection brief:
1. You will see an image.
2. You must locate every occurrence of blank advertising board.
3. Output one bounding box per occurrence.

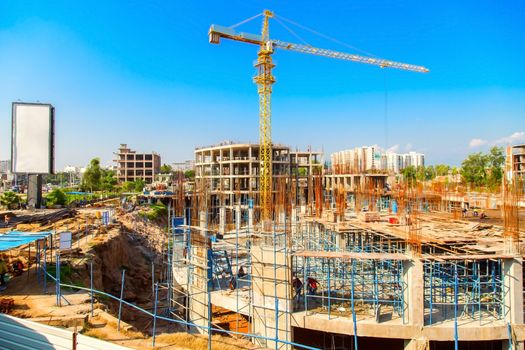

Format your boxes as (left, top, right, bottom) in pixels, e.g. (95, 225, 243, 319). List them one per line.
(11, 102, 55, 174)
(60, 231, 72, 250)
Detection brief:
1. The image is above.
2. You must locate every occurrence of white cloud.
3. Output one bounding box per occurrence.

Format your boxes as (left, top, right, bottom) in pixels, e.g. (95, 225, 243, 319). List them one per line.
(469, 138, 488, 148)
(387, 144, 399, 153)
(469, 131, 525, 149)
(405, 143, 413, 151)
(493, 131, 525, 145)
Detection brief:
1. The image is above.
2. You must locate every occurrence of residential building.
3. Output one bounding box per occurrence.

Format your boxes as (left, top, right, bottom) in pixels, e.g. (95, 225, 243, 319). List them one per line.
(115, 144, 161, 184)
(510, 144, 525, 178)
(0, 160, 11, 174)
(331, 146, 425, 174)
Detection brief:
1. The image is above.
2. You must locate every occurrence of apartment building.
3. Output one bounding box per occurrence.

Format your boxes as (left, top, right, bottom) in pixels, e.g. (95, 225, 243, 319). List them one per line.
(115, 144, 161, 184)
(331, 146, 425, 174)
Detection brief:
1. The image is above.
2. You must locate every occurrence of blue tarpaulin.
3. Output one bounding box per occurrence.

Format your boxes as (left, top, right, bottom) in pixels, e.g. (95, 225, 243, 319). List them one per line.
(0, 231, 52, 252)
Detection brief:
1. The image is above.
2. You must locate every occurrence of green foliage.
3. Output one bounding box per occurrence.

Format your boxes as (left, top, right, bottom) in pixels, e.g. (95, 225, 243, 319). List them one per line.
(0, 191, 21, 208)
(121, 179, 145, 193)
(416, 166, 426, 182)
(46, 189, 67, 206)
(160, 164, 172, 173)
(81, 158, 102, 191)
(402, 165, 417, 185)
(139, 203, 167, 221)
(100, 169, 117, 192)
(460, 146, 504, 190)
(65, 192, 97, 205)
(434, 164, 451, 177)
(461, 152, 487, 187)
(122, 181, 136, 192)
(134, 179, 145, 192)
(43, 172, 74, 186)
(424, 165, 436, 181)
(486, 146, 504, 190)
(184, 169, 195, 179)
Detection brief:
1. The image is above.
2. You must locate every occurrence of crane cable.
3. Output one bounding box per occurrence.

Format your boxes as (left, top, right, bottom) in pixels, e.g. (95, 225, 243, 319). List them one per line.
(274, 13, 379, 59)
(229, 12, 263, 29)
(273, 16, 311, 46)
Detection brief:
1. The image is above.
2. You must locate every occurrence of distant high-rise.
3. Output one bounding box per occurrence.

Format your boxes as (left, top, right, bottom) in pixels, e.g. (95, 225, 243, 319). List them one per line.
(331, 146, 425, 174)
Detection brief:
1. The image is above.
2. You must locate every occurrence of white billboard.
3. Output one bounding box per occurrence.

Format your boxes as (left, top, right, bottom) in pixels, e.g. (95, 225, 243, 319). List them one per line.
(59, 231, 72, 250)
(11, 103, 55, 174)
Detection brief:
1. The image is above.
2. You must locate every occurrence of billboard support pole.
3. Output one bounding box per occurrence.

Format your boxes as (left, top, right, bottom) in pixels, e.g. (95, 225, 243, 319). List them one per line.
(27, 174, 43, 209)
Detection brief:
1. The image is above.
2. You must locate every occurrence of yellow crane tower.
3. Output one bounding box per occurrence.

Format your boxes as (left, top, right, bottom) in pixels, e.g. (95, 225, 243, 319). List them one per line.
(209, 10, 429, 226)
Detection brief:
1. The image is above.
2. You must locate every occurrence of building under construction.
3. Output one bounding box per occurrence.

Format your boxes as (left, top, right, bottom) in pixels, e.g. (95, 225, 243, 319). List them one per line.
(134, 141, 524, 350)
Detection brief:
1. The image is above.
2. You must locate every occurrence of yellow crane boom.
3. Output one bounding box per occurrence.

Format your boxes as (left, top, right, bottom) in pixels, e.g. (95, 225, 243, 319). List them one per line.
(209, 10, 429, 227)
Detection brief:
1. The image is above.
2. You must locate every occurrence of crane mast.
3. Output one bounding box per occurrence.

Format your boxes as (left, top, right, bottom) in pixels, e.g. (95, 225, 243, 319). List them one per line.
(253, 10, 275, 226)
(209, 10, 428, 228)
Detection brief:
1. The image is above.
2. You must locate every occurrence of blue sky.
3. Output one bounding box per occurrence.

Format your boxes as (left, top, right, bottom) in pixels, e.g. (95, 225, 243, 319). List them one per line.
(1, 1, 524, 169)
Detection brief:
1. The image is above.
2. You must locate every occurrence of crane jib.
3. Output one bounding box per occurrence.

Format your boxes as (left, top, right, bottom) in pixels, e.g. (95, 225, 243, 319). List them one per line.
(208, 24, 429, 73)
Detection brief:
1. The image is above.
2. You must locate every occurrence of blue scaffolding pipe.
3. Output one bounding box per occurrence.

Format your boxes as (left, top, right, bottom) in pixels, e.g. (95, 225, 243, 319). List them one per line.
(350, 259, 358, 350)
(454, 264, 459, 350)
(117, 269, 126, 332)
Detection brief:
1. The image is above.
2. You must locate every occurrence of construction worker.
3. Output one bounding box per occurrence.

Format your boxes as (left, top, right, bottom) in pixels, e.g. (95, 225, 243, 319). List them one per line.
(237, 266, 246, 280)
(292, 274, 303, 305)
(0, 256, 8, 288)
(307, 277, 319, 295)
(12, 260, 23, 276)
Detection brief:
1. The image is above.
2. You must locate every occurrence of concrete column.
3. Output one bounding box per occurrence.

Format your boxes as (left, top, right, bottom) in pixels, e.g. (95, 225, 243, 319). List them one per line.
(248, 207, 254, 233)
(199, 211, 207, 235)
(251, 246, 292, 350)
(189, 211, 210, 335)
(235, 205, 241, 231)
(335, 232, 346, 251)
(403, 256, 424, 326)
(503, 257, 524, 350)
(219, 207, 226, 235)
(403, 256, 425, 350)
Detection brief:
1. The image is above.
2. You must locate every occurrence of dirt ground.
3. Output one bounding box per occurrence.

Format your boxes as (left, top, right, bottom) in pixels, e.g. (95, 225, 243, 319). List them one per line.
(0, 208, 258, 350)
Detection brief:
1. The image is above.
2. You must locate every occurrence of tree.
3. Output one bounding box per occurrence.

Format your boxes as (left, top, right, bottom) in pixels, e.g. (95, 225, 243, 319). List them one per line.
(402, 165, 417, 186)
(460, 152, 488, 188)
(43, 172, 71, 186)
(425, 165, 436, 181)
(184, 169, 195, 179)
(81, 158, 102, 191)
(122, 181, 136, 192)
(0, 191, 21, 209)
(100, 169, 117, 192)
(160, 164, 172, 174)
(134, 179, 145, 192)
(486, 146, 504, 190)
(46, 189, 67, 206)
(416, 166, 426, 182)
(434, 164, 451, 177)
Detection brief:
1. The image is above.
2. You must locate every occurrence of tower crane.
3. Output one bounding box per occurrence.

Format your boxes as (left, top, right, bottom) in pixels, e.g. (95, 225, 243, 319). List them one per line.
(209, 10, 429, 226)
